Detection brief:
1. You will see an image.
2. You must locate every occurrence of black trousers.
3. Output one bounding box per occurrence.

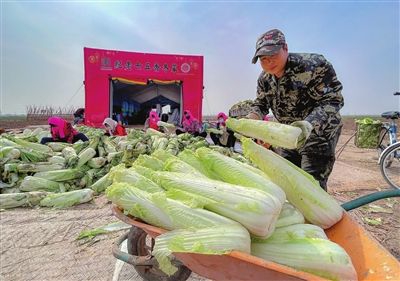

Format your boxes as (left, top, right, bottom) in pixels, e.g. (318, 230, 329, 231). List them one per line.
(176, 129, 207, 138)
(273, 127, 342, 191)
(210, 131, 236, 148)
(40, 133, 89, 145)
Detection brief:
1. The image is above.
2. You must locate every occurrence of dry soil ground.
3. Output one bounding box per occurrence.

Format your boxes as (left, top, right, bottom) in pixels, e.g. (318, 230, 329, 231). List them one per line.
(0, 118, 399, 281)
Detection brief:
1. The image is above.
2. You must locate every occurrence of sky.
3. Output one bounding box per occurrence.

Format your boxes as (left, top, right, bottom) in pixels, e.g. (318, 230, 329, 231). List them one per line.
(1, 0, 399, 116)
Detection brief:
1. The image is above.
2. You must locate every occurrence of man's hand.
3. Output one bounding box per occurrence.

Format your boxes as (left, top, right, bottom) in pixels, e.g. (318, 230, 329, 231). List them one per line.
(291, 120, 313, 148)
(245, 112, 262, 120)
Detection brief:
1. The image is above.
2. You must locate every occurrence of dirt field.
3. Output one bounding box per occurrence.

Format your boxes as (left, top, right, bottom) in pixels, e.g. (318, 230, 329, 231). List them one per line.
(0, 118, 399, 281)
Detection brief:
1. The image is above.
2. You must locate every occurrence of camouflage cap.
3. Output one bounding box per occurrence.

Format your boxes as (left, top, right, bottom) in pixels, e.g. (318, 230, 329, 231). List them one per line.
(252, 29, 286, 64)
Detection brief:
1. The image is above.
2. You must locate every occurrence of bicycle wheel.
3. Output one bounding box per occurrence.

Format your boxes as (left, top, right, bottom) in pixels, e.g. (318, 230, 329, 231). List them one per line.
(379, 142, 400, 189)
(377, 127, 390, 160)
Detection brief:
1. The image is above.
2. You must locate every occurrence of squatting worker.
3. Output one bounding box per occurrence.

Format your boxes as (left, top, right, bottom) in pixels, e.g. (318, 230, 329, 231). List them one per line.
(41, 116, 89, 144)
(103, 118, 127, 136)
(247, 29, 344, 191)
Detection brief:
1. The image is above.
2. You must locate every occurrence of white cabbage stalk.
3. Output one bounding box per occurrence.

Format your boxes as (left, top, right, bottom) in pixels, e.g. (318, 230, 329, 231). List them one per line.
(276, 202, 305, 228)
(154, 224, 251, 275)
(196, 147, 285, 203)
(39, 189, 94, 208)
(155, 172, 282, 237)
(31, 127, 43, 136)
(16, 163, 64, 173)
(109, 166, 164, 193)
(48, 156, 66, 165)
(37, 131, 51, 143)
(226, 118, 302, 149)
(34, 169, 84, 182)
(10, 136, 53, 154)
(116, 140, 131, 151)
(106, 183, 174, 230)
(113, 135, 127, 144)
(62, 146, 77, 159)
(146, 128, 165, 136)
(151, 149, 177, 163)
(155, 137, 169, 151)
(20, 176, 60, 192)
(130, 165, 157, 180)
(77, 147, 96, 168)
(242, 137, 343, 229)
(62, 146, 78, 167)
(151, 191, 237, 229)
(253, 224, 327, 244)
(0, 138, 18, 147)
(0, 146, 21, 160)
(177, 149, 220, 179)
(107, 151, 123, 163)
(0, 192, 48, 209)
(101, 136, 117, 153)
(47, 142, 70, 152)
(90, 174, 113, 194)
(87, 157, 106, 169)
(134, 155, 164, 171)
(106, 183, 237, 230)
(157, 121, 175, 128)
(22, 128, 32, 136)
(163, 158, 207, 178)
(251, 237, 357, 281)
(152, 137, 169, 151)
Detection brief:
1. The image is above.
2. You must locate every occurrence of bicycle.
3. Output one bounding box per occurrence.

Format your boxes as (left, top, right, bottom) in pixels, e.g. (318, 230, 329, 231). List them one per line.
(377, 92, 400, 189)
(379, 142, 400, 189)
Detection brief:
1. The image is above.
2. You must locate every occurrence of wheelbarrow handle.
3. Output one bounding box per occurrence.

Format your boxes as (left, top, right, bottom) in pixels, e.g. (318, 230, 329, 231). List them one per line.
(341, 189, 400, 211)
(112, 232, 156, 267)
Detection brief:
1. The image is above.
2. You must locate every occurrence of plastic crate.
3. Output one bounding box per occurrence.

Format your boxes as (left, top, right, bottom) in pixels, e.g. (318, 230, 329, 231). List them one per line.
(354, 119, 382, 148)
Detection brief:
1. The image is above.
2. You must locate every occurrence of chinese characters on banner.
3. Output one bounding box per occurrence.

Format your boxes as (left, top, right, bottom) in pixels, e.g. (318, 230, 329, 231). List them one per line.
(100, 57, 191, 74)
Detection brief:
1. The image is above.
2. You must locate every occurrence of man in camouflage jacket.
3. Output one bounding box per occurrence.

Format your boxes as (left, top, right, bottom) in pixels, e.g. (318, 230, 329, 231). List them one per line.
(248, 29, 344, 190)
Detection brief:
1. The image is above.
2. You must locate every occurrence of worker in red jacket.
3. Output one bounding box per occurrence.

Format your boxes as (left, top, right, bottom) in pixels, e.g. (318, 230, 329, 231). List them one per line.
(103, 118, 127, 136)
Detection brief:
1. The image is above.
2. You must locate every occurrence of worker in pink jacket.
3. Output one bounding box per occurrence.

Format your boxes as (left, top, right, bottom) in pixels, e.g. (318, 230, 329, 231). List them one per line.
(176, 110, 207, 137)
(40, 116, 89, 144)
(210, 112, 236, 148)
(148, 111, 160, 130)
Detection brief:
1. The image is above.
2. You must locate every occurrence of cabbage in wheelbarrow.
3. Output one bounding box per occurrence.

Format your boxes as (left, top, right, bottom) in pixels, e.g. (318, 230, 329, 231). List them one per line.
(107, 145, 356, 280)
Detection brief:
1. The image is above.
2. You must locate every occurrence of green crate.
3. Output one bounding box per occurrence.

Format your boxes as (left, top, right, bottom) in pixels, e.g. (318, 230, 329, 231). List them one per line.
(354, 118, 382, 149)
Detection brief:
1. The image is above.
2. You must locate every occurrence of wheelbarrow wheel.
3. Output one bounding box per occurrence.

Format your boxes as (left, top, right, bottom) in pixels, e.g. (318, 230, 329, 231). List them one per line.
(127, 226, 192, 281)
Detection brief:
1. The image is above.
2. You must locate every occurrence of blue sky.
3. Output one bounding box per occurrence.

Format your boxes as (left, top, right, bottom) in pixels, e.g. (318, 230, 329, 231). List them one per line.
(1, 1, 399, 116)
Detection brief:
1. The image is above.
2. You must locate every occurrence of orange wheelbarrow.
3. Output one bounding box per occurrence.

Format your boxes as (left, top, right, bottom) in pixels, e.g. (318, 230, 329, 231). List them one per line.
(112, 189, 400, 281)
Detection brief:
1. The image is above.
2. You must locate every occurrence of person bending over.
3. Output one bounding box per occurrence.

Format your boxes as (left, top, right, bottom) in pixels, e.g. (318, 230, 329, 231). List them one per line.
(41, 116, 89, 144)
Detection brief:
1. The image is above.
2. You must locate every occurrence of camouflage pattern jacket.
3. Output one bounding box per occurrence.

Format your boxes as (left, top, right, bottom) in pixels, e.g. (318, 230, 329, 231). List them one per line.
(251, 53, 344, 150)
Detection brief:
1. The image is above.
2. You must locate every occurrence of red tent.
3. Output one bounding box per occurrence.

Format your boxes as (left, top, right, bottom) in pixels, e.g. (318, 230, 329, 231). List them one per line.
(83, 47, 204, 127)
